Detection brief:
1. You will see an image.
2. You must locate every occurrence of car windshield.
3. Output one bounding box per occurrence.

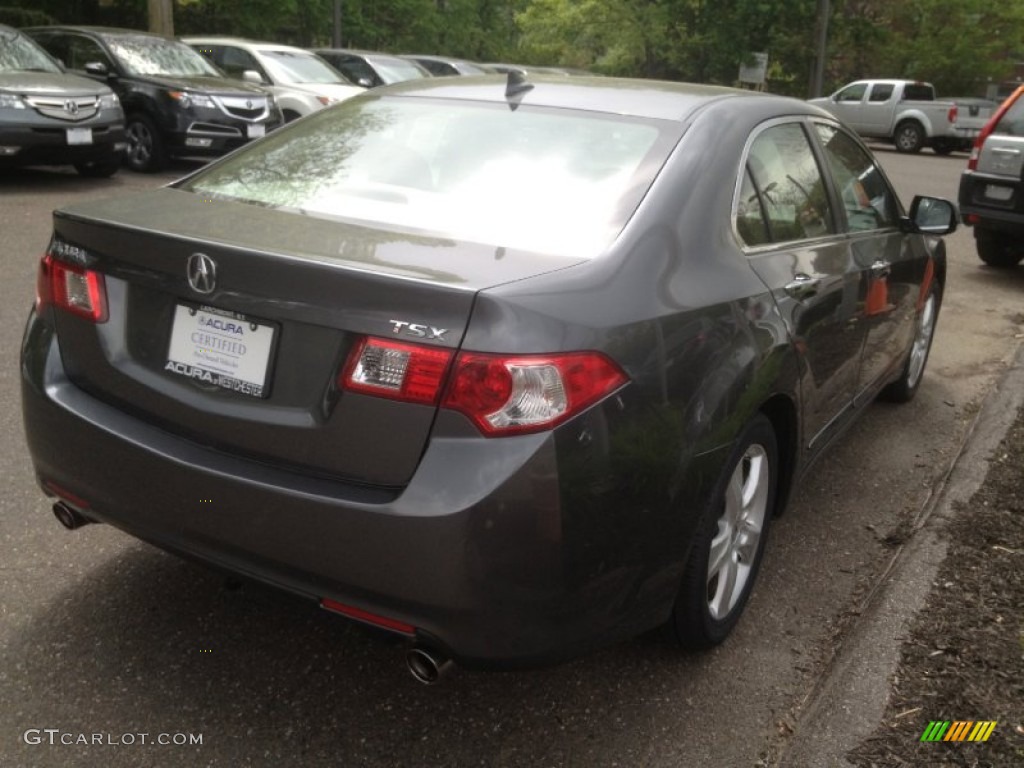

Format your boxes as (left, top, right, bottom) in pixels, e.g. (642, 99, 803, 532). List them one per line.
(179, 96, 678, 257)
(107, 36, 221, 77)
(366, 56, 428, 84)
(259, 50, 347, 84)
(0, 30, 61, 73)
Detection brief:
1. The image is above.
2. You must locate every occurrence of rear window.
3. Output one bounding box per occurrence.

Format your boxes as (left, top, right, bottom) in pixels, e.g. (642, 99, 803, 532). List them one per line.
(179, 96, 679, 256)
(993, 93, 1024, 137)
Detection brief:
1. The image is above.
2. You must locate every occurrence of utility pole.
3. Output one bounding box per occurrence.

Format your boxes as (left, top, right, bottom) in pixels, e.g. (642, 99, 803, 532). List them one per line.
(148, 0, 173, 37)
(810, 0, 829, 98)
(333, 0, 342, 48)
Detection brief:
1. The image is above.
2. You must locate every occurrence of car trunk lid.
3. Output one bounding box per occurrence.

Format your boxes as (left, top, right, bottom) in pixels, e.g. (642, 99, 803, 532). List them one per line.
(47, 188, 584, 487)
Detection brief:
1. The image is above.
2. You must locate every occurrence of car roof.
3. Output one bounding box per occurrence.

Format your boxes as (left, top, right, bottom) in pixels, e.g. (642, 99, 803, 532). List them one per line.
(181, 36, 312, 54)
(379, 75, 808, 123)
(22, 25, 174, 42)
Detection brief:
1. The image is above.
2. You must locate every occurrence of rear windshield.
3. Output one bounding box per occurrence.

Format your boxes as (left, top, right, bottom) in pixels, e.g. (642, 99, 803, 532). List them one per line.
(902, 83, 935, 101)
(260, 50, 346, 84)
(179, 96, 680, 256)
(366, 55, 428, 84)
(993, 94, 1024, 137)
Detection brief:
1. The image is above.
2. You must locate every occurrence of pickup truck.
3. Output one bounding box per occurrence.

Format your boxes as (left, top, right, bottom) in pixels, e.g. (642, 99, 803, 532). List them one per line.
(809, 79, 964, 155)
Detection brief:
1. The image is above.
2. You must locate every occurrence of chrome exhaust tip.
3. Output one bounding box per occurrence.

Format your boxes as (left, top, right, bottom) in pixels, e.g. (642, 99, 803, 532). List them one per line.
(52, 501, 92, 530)
(406, 646, 452, 685)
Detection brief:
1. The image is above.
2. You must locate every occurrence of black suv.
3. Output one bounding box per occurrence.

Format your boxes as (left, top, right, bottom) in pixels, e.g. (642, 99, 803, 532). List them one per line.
(958, 86, 1024, 268)
(0, 24, 125, 176)
(24, 26, 282, 172)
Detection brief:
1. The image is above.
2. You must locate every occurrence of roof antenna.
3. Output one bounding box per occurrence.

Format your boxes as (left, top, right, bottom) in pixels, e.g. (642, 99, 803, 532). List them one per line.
(505, 69, 534, 102)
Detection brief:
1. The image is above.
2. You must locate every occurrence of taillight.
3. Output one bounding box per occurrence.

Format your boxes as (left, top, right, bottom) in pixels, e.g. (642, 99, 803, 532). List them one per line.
(442, 351, 627, 436)
(340, 338, 629, 436)
(341, 337, 453, 405)
(947, 104, 958, 125)
(35, 253, 108, 323)
(967, 85, 1024, 171)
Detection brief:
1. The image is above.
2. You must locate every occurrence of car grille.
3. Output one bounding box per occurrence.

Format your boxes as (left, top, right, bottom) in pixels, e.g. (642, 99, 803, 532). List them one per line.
(24, 95, 100, 122)
(214, 95, 269, 121)
(188, 122, 243, 137)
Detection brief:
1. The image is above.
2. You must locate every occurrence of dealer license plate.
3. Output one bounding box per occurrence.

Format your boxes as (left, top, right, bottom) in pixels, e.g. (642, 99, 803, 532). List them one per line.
(247, 123, 265, 139)
(984, 184, 1013, 202)
(165, 305, 275, 398)
(66, 127, 93, 145)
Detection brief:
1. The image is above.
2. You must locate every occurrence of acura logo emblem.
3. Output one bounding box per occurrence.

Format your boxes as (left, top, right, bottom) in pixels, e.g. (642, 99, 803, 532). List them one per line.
(187, 253, 217, 294)
(63, 99, 80, 115)
(246, 99, 253, 109)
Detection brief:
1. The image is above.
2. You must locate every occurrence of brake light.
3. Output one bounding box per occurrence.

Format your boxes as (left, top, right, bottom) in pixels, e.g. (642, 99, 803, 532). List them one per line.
(342, 337, 453, 404)
(35, 253, 108, 323)
(947, 104, 958, 125)
(340, 338, 629, 436)
(442, 351, 627, 436)
(967, 85, 1024, 171)
(320, 598, 414, 635)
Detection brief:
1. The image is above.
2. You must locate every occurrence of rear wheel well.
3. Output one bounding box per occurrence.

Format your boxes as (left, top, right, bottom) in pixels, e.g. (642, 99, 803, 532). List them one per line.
(759, 395, 797, 516)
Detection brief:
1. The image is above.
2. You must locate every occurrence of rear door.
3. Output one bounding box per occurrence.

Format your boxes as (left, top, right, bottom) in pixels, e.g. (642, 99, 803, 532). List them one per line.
(737, 119, 866, 451)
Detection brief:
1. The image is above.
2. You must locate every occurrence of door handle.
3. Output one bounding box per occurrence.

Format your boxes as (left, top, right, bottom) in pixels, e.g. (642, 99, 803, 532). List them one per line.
(870, 259, 891, 278)
(784, 273, 820, 300)
(991, 147, 1021, 156)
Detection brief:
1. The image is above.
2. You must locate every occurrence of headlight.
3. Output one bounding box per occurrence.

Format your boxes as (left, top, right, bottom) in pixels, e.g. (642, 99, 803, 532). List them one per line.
(99, 92, 120, 110)
(168, 90, 216, 109)
(0, 92, 26, 110)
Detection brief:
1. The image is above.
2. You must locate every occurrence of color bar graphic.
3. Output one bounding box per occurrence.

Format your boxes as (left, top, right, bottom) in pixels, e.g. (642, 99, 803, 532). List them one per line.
(919, 720, 997, 742)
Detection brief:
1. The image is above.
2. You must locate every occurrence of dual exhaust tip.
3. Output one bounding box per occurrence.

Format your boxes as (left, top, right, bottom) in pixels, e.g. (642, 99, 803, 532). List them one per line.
(52, 501, 92, 530)
(53, 500, 454, 684)
(405, 646, 452, 685)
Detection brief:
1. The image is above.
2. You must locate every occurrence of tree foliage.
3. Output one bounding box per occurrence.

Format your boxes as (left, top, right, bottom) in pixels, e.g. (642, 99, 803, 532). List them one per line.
(2, 0, 1022, 96)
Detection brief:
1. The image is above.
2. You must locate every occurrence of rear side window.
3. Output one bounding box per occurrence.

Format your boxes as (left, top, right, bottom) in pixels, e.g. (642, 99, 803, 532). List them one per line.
(737, 122, 835, 246)
(993, 94, 1024, 137)
(814, 124, 899, 232)
(868, 84, 894, 103)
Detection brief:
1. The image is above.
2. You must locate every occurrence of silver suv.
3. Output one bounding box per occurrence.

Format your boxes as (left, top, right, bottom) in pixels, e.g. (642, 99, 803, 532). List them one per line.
(958, 86, 1024, 268)
(0, 24, 125, 176)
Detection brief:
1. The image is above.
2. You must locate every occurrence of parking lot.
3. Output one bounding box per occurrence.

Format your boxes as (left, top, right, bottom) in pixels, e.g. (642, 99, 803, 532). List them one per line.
(2, 150, 1023, 768)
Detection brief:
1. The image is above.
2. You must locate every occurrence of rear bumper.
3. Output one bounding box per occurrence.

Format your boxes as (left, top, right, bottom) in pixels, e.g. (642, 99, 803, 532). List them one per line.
(21, 311, 691, 666)
(958, 169, 1024, 235)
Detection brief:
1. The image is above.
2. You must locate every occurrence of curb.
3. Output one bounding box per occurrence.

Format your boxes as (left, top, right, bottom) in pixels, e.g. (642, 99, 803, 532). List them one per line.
(777, 340, 1024, 767)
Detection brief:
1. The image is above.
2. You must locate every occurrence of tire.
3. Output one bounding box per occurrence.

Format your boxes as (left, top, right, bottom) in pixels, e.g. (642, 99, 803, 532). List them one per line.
(894, 121, 924, 154)
(931, 140, 955, 156)
(124, 114, 166, 172)
(976, 229, 1024, 268)
(74, 157, 120, 178)
(880, 284, 940, 403)
(671, 414, 779, 650)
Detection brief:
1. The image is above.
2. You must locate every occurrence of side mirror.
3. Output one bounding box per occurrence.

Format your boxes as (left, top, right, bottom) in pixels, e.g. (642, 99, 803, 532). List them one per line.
(357, 77, 374, 88)
(902, 196, 958, 235)
(242, 69, 265, 84)
(84, 61, 110, 77)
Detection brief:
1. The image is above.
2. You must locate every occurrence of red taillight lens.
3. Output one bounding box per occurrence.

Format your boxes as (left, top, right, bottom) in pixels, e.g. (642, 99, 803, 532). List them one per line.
(36, 253, 108, 323)
(968, 85, 1024, 171)
(443, 351, 628, 436)
(341, 337, 453, 405)
(947, 104, 958, 125)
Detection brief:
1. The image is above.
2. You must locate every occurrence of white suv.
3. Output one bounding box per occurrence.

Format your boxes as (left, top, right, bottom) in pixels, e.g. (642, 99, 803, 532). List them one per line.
(184, 37, 363, 121)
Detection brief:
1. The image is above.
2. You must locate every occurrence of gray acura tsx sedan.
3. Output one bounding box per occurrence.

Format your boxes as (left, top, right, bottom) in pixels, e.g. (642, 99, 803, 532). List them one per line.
(21, 73, 956, 682)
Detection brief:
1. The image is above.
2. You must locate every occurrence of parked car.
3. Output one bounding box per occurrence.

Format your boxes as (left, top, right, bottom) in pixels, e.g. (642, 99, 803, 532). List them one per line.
(958, 85, 1024, 268)
(185, 37, 363, 121)
(809, 79, 964, 154)
(311, 48, 431, 88)
(23, 26, 281, 172)
(0, 24, 125, 176)
(22, 74, 956, 681)
(949, 97, 998, 149)
(401, 54, 489, 77)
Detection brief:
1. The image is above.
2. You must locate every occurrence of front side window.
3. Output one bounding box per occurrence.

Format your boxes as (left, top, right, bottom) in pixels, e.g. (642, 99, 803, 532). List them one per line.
(68, 35, 114, 71)
(815, 124, 898, 232)
(836, 83, 867, 103)
(738, 122, 835, 245)
(179, 97, 680, 257)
